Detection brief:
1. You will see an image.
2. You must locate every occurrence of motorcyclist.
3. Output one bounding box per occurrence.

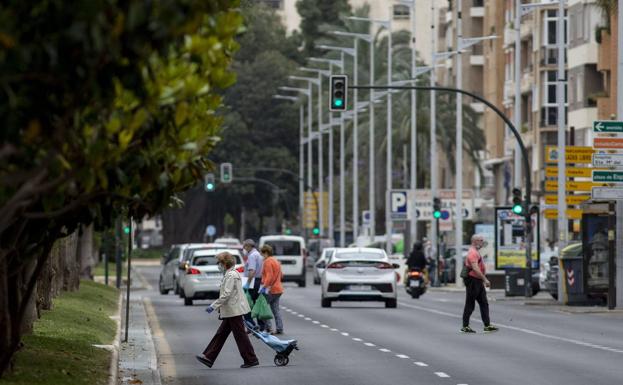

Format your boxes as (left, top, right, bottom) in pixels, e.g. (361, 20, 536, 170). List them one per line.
(405, 242, 428, 284)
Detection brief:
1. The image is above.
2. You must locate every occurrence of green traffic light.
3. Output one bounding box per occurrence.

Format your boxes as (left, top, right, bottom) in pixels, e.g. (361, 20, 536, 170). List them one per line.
(285, 229, 292, 235)
(312, 227, 320, 235)
(512, 204, 523, 214)
(334, 99, 343, 107)
(433, 211, 441, 219)
(123, 226, 130, 234)
(206, 183, 215, 190)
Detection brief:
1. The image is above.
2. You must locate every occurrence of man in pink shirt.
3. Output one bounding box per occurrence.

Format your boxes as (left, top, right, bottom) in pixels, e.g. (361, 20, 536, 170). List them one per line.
(461, 234, 498, 333)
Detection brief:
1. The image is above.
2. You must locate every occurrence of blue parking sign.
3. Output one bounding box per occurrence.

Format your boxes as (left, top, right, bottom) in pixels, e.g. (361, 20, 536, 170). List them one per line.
(390, 190, 408, 220)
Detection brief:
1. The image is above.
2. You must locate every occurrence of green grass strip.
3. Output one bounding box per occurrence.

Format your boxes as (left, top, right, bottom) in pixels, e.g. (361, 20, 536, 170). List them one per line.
(0, 280, 119, 385)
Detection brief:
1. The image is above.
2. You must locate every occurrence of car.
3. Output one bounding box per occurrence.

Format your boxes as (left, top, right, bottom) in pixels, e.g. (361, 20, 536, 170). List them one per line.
(313, 247, 337, 285)
(320, 248, 399, 308)
(214, 237, 242, 248)
(259, 235, 307, 287)
(176, 243, 228, 297)
(159, 243, 215, 295)
(307, 238, 334, 265)
(181, 248, 244, 306)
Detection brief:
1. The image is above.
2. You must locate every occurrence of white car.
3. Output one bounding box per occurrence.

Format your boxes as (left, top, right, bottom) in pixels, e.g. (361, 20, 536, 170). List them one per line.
(259, 235, 307, 287)
(182, 248, 244, 306)
(177, 243, 228, 297)
(321, 248, 399, 308)
(313, 247, 337, 285)
(159, 243, 214, 295)
(214, 237, 242, 247)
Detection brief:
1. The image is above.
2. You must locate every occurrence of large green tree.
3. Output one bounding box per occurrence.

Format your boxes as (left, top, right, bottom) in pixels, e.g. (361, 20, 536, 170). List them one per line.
(297, 0, 351, 56)
(0, 0, 241, 376)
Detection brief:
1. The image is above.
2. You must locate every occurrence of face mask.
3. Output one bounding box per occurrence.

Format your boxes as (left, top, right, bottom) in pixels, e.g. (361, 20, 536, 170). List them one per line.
(217, 264, 225, 273)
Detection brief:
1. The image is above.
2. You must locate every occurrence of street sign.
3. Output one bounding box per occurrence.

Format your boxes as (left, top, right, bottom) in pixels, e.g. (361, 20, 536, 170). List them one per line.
(410, 189, 474, 221)
(592, 187, 623, 200)
(544, 195, 591, 205)
(593, 120, 623, 133)
(592, 153, 623, 167)
(545, 166, 594, 178)
(545, 180, 607, 192)
(543, 208, 583, 220)
(592, 170, 623, 183)
(545, 146, 594, 164)
(593, 137, 623, 149)
(389, 190, 409, 220)
(362, 210, 371, 225)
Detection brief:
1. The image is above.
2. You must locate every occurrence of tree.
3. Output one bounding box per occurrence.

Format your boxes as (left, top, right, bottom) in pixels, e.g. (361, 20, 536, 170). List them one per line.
(297, 0, 351, 56)
(0, 0, 242, 376)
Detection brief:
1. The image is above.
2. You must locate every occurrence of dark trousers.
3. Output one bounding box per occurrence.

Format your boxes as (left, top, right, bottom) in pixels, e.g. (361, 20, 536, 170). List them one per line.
(243, 279, 266, 330)
(462, 277, 490, 327)
(203, 315, 258, 364)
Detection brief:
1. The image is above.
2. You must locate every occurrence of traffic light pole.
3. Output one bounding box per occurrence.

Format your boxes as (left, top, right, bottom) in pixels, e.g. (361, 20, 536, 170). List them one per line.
(350, 83, 533, 297)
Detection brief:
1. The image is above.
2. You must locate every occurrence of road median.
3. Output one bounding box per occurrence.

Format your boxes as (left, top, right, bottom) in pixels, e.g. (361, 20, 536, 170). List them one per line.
(0, 280, 119, 385)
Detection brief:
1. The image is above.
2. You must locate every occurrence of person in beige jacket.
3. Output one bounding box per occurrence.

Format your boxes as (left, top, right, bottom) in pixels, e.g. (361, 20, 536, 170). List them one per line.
(196, 252, 259, 368)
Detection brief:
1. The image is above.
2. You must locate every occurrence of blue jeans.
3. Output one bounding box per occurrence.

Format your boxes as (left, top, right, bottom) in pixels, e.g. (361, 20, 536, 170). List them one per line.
(264, 293, 283, 332)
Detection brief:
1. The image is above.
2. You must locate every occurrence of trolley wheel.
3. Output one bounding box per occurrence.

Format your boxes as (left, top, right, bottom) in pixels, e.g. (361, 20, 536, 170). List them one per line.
(274, 354, 289, 366)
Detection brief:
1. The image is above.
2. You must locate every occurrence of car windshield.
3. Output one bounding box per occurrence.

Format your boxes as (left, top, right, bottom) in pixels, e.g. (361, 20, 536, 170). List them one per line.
(335, 252, 384, 260)
(267, 241, 301, 255)
(192, 256, 218, 266)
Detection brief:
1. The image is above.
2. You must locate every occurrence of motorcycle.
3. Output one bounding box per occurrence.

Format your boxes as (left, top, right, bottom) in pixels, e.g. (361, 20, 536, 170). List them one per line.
(405, 268, 427, 299)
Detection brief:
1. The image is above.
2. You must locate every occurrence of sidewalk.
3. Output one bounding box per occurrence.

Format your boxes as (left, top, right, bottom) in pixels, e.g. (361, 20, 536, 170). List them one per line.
(117, 268, 162, 385)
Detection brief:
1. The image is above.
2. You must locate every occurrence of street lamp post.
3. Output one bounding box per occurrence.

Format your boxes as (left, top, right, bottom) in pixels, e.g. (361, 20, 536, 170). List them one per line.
(329, 33, 375, 243)
(348, 15, 392, 255)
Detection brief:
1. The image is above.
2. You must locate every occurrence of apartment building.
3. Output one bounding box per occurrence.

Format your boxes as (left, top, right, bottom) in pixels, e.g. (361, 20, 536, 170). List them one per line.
(596, 4, 619, 120)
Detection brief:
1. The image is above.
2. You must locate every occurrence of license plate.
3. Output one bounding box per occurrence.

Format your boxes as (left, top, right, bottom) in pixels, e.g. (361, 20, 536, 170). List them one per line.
(409, 280, 420, 287)
(349, 284, 371, 291)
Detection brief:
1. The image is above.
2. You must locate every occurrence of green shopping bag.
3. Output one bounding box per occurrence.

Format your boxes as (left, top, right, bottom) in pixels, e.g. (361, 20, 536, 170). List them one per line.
(244, 289, 254, 309)
(251, 294, 274, 321)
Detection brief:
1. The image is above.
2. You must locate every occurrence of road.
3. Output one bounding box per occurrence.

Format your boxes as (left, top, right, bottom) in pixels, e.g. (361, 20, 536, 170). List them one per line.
(136, 265, 623, 385)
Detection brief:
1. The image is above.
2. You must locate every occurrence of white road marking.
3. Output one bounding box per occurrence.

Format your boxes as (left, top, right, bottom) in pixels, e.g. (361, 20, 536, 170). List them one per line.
(330, 328, 339, 332)
(414, 362, 428, 367)
(291, 311, 298, 315)
(341, 332, 349, 336)
(364, 342, 376, 347)
(352, 338, 362, 342)
(304, 317, 311, 321)
(298, 314, 304, 318)
(398, 301, 623, 355)
(320, 324, 329, 328)
(396, 354, 409, 359)
(379, 348, 391, 353)
(312, 320, 320, 324)
(435, 372, 450, 378)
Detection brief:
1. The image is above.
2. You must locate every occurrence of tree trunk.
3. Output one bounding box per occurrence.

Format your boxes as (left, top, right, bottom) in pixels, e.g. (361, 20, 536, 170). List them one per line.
(79, 224, 94, 279)
(63, 232, 80, 292)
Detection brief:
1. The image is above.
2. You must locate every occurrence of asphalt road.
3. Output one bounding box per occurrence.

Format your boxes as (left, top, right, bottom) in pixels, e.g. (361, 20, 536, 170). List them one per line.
(136, 265, 623, 385)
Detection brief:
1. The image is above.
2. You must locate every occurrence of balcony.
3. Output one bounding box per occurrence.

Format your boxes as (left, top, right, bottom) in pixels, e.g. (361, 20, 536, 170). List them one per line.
(540, 46, 567, 67)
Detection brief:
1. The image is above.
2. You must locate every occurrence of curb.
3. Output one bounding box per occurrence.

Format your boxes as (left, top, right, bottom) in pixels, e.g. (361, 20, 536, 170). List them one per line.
(108, 292, 123, 385)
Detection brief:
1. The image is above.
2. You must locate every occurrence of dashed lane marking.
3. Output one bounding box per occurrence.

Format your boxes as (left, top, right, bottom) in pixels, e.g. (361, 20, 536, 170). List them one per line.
(312, 320, 320, 324)
(396, 354, 410, 359)
(330, 328, 339, 332)
(435, 372, 450, 378)
(298, 314, 304, 317)
(320, 324, 329, 328)
(304, 317, 312, 321)
(341, 332, 349, 336)
(352, 337, 363, 342)
(379, 348, 391, 353)
(414, 362, 428, 367)
(364, 342, 376, 347)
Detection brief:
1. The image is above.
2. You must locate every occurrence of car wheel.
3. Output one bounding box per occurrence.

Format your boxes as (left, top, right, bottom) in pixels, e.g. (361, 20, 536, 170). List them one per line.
(321, 297, 331, 308)
(174, 280, 179, 295)
(159, 277, 170, 295)
(313, 277, 320, 285)
(298, 278, 306, 287)
(179, 288, 185, 299)
(184, 296, 193, 306)
(385, 298, 397, 308)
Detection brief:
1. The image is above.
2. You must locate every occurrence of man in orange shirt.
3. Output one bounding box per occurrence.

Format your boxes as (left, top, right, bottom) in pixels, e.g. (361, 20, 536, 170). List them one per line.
(259, 244, 284, 335)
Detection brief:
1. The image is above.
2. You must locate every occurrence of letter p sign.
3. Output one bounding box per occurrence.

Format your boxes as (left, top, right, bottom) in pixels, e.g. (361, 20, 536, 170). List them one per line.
(390, 190, 408, 220)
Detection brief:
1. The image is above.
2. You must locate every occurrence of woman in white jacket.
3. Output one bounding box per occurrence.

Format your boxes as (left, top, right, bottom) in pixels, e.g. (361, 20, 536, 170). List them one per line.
(196, 252, 259, 368)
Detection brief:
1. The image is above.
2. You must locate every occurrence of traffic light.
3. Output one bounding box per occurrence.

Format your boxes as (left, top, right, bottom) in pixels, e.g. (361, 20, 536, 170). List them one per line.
(512, 188, 523, 214)
(433, 197, 441, 219)
(220, 163, 233, 183)
(329, 75, 348, 111)
(123, 225, 130, 235)
(312, 227, 320, 236)
(204, 173, 216, 192)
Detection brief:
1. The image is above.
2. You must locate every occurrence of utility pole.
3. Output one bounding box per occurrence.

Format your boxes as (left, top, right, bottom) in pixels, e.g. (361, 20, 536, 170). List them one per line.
(353, 38, 360, 242)
(556, 0, 567, 255)
(455, 0, 464, 288)
(340, 51, 347, 247)
(385, 11, 393, 255)
(430, 0, 438, 261)
(619, 0, 623, 117)
(409, 0, 418, 244)
(514, 0, 522, 187)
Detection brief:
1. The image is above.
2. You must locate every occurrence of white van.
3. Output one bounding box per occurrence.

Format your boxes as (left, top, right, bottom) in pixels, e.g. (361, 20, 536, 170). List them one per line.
(259, 235, 307, 287)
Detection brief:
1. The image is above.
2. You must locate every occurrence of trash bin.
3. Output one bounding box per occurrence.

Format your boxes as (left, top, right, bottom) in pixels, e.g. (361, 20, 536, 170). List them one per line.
(504, 268, 526, 297)
(560, 244, 585, 305)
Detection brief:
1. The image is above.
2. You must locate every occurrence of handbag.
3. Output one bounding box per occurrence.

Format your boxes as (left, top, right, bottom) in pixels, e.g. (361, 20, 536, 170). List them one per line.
(251, 294, 274, 321)
(460, 262, 470, 280)
(244, 289, 254, 309)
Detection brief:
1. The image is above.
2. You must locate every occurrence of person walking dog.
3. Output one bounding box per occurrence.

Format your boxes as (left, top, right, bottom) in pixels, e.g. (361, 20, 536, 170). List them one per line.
(259, 244, 284, 335)
(461, 234, 498, 333)
(196, 252, 259, 368)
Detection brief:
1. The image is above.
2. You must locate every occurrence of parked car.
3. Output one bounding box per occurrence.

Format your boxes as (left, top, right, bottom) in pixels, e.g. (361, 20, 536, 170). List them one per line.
(214, 237, 242, 248)
(313, 247, 337, 285)
(321, 248, 399, 308)
(307, 238, 334, 266)
(181, 248, 244, 306)
(177, 243, 228, 296)
(259, 235, 307, 287)
(159, 243, 213, 295)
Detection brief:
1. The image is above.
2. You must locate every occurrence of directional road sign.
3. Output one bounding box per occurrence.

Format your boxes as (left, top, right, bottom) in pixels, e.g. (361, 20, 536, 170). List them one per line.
(593, 137, 623, 149)
(592, 170, 623, 183)
(545, 146, 594, 164)
(592, 187, 623, 200)
(593, 120, 623, 133)
(543, 209, 583, 220)
(545, 166, 595, 178)
(544, 195, 591, 205)
(592, 153, 623, 167)
(545, 180, 607, 192)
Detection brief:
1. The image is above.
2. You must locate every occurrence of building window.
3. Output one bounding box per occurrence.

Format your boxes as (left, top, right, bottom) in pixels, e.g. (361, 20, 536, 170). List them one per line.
(541, 70, 568, 126)
(393, 5, 410, 20)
